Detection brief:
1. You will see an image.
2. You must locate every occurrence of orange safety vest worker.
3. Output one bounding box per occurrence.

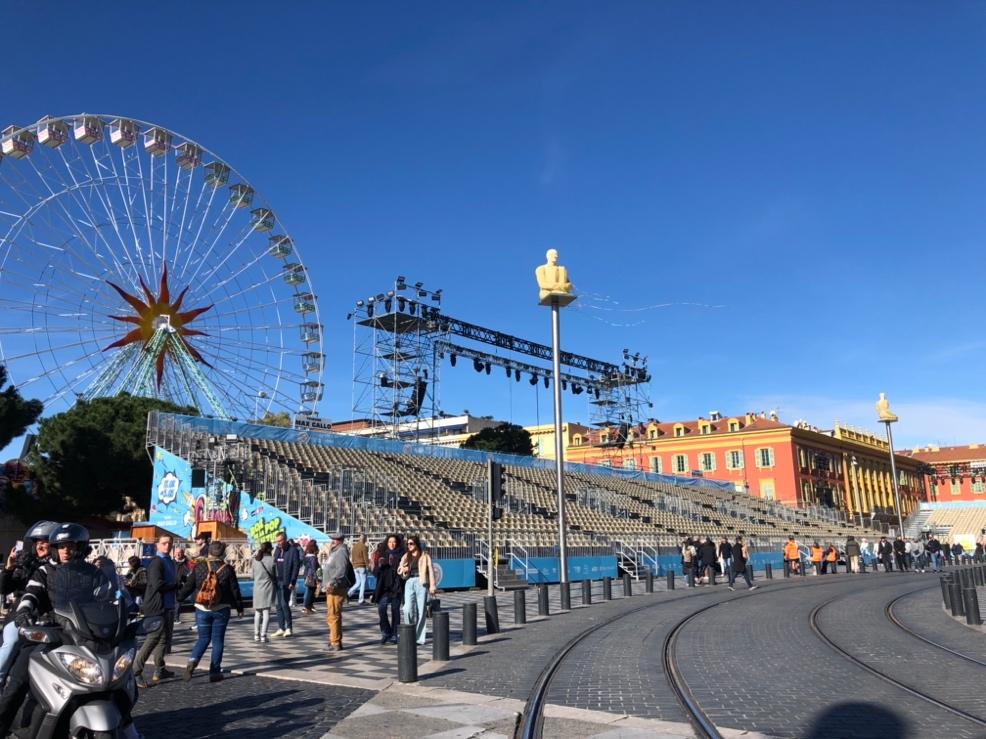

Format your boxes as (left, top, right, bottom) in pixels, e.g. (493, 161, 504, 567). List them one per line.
(826, 548, 837, 562)
(783, 541, 799, 560)
(811, 546, 823, 563)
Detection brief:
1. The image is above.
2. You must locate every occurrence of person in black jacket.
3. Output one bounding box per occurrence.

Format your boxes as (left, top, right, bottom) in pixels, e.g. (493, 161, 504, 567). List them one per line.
(877, 537, 894, 572)
(177, 540, 244, 683)
(718, 537, 732, 576)
(727, 536, 758, 591)
(373, 534, 404, 645)
(271, 531, 301, 637)
(698, 537, 718, 585)
(133, 535, 178, 687)
(893, 536, 908, 572)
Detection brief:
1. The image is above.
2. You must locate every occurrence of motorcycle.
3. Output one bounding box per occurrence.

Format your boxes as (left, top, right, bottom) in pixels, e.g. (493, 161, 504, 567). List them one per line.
(10, 598, 162, 738)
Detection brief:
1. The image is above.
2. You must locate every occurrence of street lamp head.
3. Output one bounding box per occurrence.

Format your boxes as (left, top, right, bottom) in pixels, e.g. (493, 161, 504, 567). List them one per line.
(875, 392, 898, 424)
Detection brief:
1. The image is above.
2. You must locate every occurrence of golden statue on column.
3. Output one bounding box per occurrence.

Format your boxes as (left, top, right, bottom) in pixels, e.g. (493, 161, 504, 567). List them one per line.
(875, 392, 898, 423)
(535, 249, 576, 307)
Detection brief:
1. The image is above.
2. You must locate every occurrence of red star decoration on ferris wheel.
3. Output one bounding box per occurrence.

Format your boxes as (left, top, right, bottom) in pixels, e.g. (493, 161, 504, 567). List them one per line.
(105, 264, 213, 388)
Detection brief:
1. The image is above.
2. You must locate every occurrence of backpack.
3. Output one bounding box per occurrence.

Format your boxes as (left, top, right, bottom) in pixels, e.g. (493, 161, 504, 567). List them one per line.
(195, 563, 228, 608)
(344, 560, 356, 589)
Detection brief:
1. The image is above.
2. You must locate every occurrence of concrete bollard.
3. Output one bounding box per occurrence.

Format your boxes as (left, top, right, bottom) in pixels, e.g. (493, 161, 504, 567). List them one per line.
(483, 595, 500, 634)
(513, 589, 526, 625)
(432, 611, 450, 662)
(666, 571, 675, 591)
(965, 587, 982, 626)
(559, 581, 571, 611)
(765, 562, 773, 580)
(462, 602, 478, 645)
(604, 576, 614, 599)
(950, 579, 965, 618)
(398, 623, 417, 682)
(645, 570, 654, 593)
(537, 584, 550, 616)
(623, 572, 633, 597)
(582, 579, 593, 605)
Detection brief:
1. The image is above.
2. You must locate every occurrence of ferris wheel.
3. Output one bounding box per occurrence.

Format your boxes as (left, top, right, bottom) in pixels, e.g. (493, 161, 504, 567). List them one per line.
(0, 114, 324, 422)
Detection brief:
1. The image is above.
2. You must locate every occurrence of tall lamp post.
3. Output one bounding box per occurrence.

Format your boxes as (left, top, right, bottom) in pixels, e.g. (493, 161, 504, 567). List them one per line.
(875, 393, 904, 536)
(535, 249, 575, 585)
(850, 455, 863, 527)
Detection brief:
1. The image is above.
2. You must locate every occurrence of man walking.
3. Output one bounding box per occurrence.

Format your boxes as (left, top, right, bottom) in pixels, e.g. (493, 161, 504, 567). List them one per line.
(727, 536, 758, 591)
(927, 535, 942, 572)
(134, 535, 177, 687)
(272, 531, 301, 637)
(347, 534, 369, 604)
(845, 536, 861, 574)
(910, 539, 925, 572)
(323, 533, 350, 651)
(878, 536, 894, 572)
(893, 536, 908, 572)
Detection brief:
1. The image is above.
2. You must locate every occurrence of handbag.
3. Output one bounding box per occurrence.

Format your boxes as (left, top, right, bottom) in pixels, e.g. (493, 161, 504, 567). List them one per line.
(425, 597, 440, 618)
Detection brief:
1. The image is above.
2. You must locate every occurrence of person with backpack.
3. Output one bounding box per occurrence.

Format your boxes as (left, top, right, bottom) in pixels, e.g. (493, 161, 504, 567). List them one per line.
(124, 555, 148, 606)
(680, 537, 696, 587)
(252, 541, 277, 643)
(322, 533, 352, 651)
(301, 540, 321, 615)
(177, 539, 244, 683)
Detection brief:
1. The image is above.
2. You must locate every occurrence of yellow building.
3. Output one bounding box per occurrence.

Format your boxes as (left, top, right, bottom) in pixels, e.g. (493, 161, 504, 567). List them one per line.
(525, 422, 590, 460)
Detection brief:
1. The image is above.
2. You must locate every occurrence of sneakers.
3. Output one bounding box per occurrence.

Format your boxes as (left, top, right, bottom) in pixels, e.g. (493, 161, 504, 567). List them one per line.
(749, 585, 759, 591)
(135, 674, 148, 689)
(152, 668, 175, 684)
(328, 644, 343, 652)
(282, 628, 292, 637)
(380, 635, 390, 645)
(254, 633, 260, 642)
(260, 635, 268, 644)
(271, 629, 285, 637)
(727, 586, 735, 591)
(209, 673, 223, 683)
(183, 662, 196, 682)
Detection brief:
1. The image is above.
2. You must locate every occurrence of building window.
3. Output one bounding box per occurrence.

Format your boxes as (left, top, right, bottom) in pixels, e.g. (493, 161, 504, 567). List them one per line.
(700, 452, 715, 472)
(623, 458, 636, 470)
(673, 454, 687, 473)
(951, 481, 962, 495)
(650, 457, 662, 474)
(674, 425, 685, 438)
(756, 448, 775, 468)
(573, 435, 582, 447)
(974, 482, 985, 494)
(728, 421, 739, 432)
(700, 424, 711, 435)
(600, 433, 608, 444)
(760, 480, 775, 500)
(726, 450, 743, 470)
(648, 429, 657, 440)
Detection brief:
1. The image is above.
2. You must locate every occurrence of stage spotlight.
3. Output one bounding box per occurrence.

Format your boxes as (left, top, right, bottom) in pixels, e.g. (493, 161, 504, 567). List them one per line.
(355, 300, 365, 308)
(345, 312, 353, 320)
(450, 353, 457, 367)
(593, 388, 601, 399)
(505, 366, 511, 378)
(386, 290, 395, 297)
(543, 375, 549, 389)
(396, 276, 407, 290)
(573, 385, 584, 395)
(562, 380, 568, 391)
(474, 358, 484, 372)
(433, 289, 442, 302)
(367, 304, 374, 318)
(515, 370, 521, 383)
(530, 374, 538, 386)
(384, 299, 393, 312)
(397, 297, 406, 311)
(485, 362, 491, 375)
(407, 301, 417, 315)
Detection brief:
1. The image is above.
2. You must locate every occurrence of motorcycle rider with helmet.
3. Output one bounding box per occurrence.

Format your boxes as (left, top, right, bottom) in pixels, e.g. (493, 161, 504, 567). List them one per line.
(0, 521, 59, 686)
(0, 523, 113, 735)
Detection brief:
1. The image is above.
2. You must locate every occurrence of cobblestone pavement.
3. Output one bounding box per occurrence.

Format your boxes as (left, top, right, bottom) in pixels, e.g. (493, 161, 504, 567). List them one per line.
(132, 673, 373, 738)
(674, 573, 985, 738)
(890, 581, 986, 658)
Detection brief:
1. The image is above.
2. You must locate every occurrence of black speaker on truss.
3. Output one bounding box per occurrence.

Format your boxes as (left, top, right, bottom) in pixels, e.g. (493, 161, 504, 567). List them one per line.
(191, 468, 206, 488)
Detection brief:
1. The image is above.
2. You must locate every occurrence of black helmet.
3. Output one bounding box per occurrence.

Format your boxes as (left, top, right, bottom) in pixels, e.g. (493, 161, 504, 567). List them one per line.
(24, 521, 58, 543)
(48, 523, 91, 559)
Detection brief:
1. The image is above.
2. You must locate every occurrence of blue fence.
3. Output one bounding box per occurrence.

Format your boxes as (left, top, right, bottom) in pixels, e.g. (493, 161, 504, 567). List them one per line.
(511, 555, 618, 584)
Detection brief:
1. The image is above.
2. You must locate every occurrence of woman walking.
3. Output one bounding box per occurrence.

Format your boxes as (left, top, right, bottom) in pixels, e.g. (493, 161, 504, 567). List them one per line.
(252, 541, 277, 643)
(177, 540, 244, 683)
(301, 540, 320, 615)
(398, 535, 437, 645)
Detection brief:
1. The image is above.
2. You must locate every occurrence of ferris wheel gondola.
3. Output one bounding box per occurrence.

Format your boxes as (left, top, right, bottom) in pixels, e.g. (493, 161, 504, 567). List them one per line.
(0, 114, 324, 422)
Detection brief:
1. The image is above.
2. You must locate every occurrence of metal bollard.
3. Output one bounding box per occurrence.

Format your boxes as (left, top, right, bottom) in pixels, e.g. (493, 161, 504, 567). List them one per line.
(432, 611, 450, 662)
(979, 566, 986, 587)
(645, 570, 654, 593)
(604, 576, 614, 599)
(783, 560, 790, 578)
(765, 562, 773, 580)
(749, 564, 756, 581)
(559, 581, 571, 611)
(398, 623, 417, 682)
(513, 589, 526, 625)
(483, 595, 500, 634)
(582, 579, 592, 605)
(940, 577, 952, 611)
(860, 559, 866, 574)
(462, 602, 477, 645)
(965, 587, 982, 626)
(800, 561, 806, 577)
(950, 579, 965, 618)
(623, 572, 633, 597)
(537, 584, 550, 616)
(666, 571, 675, 591)
(709, 567, 717, 586)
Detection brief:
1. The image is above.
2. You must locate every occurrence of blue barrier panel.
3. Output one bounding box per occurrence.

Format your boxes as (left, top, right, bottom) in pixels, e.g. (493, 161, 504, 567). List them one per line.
(512, 556, 617, 584)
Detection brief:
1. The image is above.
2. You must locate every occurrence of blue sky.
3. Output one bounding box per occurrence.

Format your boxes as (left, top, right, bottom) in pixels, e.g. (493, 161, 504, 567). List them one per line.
(3, 2, 986, 456)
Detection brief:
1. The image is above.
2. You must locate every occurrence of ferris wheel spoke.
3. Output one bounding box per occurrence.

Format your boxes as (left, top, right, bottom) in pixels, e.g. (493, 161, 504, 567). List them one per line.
(0, 257, 124, 317)
(112, 142, 155, 287)
(197, 250, 280, 305)
(204, 355, 299, 415)
(166, 164, 197, 277)
(183, 203, 252, 287)
(127, 145, 159, 282)
(177, 184, 219, 281)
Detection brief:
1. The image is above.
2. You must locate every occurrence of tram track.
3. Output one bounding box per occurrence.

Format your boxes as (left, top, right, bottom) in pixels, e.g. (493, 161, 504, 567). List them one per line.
(885, 585, 986, 669)
(809, 586, 986, 732)
(514, 575, 853, 739)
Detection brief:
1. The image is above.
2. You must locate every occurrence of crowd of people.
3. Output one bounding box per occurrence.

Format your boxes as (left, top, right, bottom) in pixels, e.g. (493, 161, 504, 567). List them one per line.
(679, 534, 759, 590)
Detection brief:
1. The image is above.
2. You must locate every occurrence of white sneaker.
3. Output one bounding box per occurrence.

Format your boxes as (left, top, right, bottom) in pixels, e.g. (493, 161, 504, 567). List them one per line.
(271, 629, 285, 637)
(254, 634, 260, 642)
(283, 628, 292, 637)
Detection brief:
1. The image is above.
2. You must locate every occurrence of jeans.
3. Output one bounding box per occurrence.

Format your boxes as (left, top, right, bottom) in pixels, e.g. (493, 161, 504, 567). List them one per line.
(190, 608, 231, 675)
(728, 568, 753, 588)
(377, 593, 401, 639)
(275, 585, 294, 630)
(347, 567, 368, 602)
(684, 567, 694, 587)
(134, 608, 174, 676)
(401, 577, 428, 645)
(303, 585, 316, 611)
(0, 620, 20, 680)
(930, 552, 941, 572)
(254, 607, 270, 638)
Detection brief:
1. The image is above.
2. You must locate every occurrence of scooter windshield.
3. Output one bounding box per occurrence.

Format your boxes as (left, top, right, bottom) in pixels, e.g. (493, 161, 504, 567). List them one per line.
(49, 560, 119, 641)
